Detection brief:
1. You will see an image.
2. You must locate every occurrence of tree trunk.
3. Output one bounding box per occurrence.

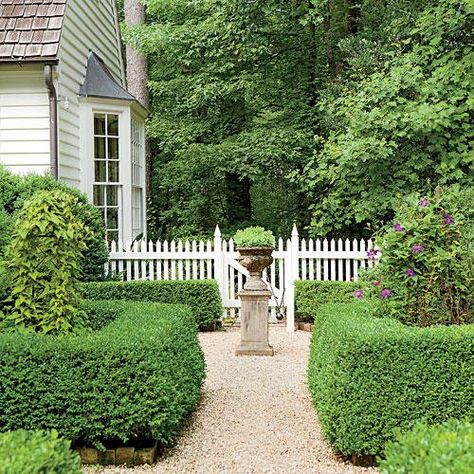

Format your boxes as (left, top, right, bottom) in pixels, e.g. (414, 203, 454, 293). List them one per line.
(124, 0, 152, 196)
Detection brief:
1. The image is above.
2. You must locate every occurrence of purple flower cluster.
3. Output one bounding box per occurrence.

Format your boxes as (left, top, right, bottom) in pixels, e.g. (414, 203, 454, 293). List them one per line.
(354, 289, 364, 300)
(405, 268, 416, 277)
(419, 197, 429, 207)
(412, 243, 424, 254)
(393, 223, 405, 232)
(443, 214, 454, 225)
(380, 288, 393, 299)
(367, 248, 379, 260)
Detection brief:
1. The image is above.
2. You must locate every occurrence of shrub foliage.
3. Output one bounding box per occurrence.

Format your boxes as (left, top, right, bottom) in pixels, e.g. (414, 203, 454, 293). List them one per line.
(0, 168, 108, 281)
(295, 281, 361, 322)
(0, 429, 81, 474)
(81, 280, 223, 330)
(308, 303, 474, 456)
(1, 191, 87, 334)
(364, 189, 473, 326)
(380, 419, 474, 474)
(0, 301, 205, 449)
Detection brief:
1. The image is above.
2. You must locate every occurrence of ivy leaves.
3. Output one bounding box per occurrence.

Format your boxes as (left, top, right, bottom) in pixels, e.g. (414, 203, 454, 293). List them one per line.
(1, 191, 90, 334)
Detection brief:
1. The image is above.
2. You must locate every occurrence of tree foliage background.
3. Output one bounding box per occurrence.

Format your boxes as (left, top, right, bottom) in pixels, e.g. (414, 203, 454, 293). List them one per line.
(121, 0, 473, 239)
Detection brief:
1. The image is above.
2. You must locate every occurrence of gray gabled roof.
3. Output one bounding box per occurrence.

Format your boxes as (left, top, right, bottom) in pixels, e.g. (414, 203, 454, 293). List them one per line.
(0, 0, 65, 62)
(79, 52, 136, 102)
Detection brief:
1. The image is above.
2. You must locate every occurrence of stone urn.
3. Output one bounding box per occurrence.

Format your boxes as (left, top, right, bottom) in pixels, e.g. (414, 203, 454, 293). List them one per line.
(235, 247, 274, 356)
(238, 247, 274, 290)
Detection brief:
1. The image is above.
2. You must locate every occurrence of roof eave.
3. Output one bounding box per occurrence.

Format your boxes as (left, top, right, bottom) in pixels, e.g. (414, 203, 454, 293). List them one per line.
(0, 57, 59, 64)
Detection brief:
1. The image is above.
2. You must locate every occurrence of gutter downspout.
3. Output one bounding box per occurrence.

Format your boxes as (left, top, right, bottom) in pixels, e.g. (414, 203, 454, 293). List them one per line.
(44, 65, 59, 179)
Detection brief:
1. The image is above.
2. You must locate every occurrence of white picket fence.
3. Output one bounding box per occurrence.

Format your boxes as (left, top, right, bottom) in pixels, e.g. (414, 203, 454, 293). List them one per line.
(107, 225, 375, 332)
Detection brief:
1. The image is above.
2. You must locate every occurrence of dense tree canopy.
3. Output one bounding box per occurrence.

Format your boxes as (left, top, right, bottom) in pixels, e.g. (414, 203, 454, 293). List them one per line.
(122, 0, 473, 239)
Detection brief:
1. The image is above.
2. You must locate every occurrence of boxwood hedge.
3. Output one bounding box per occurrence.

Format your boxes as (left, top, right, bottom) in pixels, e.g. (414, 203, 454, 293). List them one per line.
(308, 303, 474, 456)
(0, 429, 81, 474)
(295, 281, 360, 321)
(0, 301, 205, 449)
(81, 280, 222, 330)
(380, 419, 474, 474)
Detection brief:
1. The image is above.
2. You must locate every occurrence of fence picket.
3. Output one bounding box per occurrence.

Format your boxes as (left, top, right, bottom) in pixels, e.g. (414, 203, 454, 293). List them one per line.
(345, 239, 351, 282)
(323, 239, 329, 280)
(185, 240, 191, 279)
(337, 238, 344, 282)
(163, 240, 169, 280)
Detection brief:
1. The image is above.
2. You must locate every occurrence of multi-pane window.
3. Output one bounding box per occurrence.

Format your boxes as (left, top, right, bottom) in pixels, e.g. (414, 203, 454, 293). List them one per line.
(93, 113, 121, 242)
(131, 117, 144, 239)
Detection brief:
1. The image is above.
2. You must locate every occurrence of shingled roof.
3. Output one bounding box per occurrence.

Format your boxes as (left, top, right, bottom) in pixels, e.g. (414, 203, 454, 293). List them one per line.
(0, 0, 66, 62)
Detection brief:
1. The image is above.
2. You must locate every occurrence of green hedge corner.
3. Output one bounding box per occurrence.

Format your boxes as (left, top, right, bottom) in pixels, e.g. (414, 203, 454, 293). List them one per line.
(380, 419, 474, 474)
(295, 280, 360, 322)
(81, 279, 223, 330)
(0, 301, 205, 450)
(0, 429, 81, 474)
(308, 303, 474, 456)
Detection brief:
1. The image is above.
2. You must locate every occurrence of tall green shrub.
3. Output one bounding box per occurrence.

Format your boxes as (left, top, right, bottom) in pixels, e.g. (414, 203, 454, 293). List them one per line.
(0, 168, 108, 281)
(1, 190, 88, 333)
(364, 189, 473, 326)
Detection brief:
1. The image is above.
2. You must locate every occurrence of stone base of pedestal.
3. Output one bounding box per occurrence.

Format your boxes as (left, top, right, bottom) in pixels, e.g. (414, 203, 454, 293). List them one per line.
(235, 342, 274, 357)
(236, 289, 273, 357)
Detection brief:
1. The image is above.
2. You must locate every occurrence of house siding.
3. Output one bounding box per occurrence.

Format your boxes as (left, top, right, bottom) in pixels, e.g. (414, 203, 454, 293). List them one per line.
(0, 65, 51, 176)
(57, 0, 125, 190)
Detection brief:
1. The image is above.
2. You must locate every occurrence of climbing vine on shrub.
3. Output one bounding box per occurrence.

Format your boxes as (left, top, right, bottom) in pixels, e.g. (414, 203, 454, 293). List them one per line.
(1, 191, 88, 333)
(361, 188, 473, 326)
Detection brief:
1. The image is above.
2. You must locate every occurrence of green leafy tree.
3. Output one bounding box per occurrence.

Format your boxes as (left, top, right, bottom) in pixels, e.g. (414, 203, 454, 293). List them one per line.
(1, 191, 89, 334)
(296, 0, 473, 236)
(125, 0, 316, 238)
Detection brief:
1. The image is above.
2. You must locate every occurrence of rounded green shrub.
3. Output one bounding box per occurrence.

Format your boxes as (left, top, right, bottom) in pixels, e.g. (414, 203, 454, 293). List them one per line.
(363, 188, 473, 326)
(234, 226, 275, 248)
(380, 419, 474, 474)
(1, 190, 88, 334)
(0, 429, 81, 474)
(0, 168, 108, 281)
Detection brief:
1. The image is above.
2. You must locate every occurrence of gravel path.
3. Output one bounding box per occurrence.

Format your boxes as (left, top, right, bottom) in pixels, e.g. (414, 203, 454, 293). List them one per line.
(86, 327, 377, 474)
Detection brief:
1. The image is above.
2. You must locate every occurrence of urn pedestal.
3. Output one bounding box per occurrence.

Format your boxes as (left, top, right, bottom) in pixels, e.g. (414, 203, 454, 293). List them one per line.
(235, 247, 274, 357)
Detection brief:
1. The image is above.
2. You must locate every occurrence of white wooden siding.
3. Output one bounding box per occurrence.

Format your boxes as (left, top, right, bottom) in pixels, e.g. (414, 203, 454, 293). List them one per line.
(0, 65, 50, 175)
(57, 0, 125, 189)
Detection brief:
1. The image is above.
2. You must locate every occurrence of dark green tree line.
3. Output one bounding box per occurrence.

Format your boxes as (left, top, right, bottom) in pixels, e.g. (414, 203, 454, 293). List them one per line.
(122, 0, 473, 239)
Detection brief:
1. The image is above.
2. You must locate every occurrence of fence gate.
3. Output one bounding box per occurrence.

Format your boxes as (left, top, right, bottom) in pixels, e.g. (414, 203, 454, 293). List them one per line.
(107, 224, 375, 332)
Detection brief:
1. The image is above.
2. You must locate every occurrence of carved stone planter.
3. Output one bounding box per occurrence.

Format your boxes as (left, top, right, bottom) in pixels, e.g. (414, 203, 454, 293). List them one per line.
(235, 247, 274, 356)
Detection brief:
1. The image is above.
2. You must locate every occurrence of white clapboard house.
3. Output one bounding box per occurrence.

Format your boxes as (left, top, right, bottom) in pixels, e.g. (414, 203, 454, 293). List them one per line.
(0, 0, 147, 242)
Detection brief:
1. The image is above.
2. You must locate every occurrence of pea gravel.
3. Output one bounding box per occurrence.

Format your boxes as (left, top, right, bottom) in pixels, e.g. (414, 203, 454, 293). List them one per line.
(85, 326, 377, 474)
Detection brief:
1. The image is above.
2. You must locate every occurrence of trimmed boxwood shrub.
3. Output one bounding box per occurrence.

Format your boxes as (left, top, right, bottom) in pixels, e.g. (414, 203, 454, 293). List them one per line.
(308, 303, 474, 456)
(81, 280, 223, 330)
(380, 419, 474, 474)
(295, 281, 360, 322)
(0, 429, 81, 474)
(0, 301, 205, 449)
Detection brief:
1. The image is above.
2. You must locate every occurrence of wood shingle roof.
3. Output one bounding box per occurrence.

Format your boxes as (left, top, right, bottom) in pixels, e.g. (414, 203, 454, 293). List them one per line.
(0, 0, 66, 62)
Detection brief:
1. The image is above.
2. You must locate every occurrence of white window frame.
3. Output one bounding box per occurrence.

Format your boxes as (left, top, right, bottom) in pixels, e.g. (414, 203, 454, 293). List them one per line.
(131, 115, 145, 239)
(79, 97, 147, 244)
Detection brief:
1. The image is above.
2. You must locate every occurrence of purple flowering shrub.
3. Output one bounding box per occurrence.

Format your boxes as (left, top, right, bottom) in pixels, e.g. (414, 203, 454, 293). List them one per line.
(362, 189, 473, 326)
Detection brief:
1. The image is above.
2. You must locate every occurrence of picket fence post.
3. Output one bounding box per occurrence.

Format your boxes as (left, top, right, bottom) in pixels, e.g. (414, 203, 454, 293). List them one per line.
(214, 225, 226, 316)
(285, 224, 299, 333)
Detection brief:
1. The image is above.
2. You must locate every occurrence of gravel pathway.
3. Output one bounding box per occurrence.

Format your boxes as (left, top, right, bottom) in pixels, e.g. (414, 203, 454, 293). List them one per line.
(86, 327, 377, 474)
